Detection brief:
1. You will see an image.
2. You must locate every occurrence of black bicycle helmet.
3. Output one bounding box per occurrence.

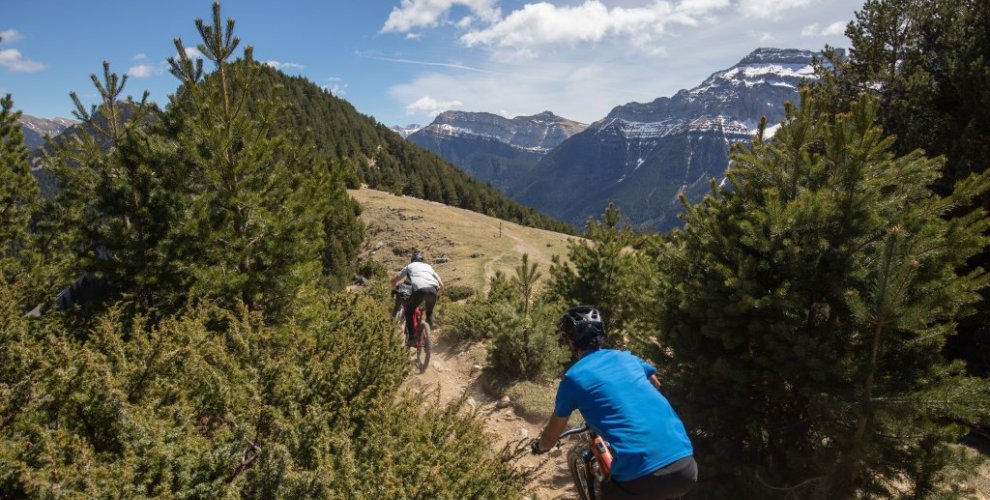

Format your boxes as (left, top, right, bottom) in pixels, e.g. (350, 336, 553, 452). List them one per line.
(557, 305, 605, 347)
(411, 250, 424, 263)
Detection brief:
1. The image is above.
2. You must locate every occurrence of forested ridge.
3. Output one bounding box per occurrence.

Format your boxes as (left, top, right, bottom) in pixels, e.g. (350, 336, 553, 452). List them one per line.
(243, 65, 575, 235)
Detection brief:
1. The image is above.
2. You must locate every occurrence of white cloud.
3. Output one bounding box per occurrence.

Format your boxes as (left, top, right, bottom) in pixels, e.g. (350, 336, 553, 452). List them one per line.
(800, 23, 819, 36)
(406, 32, 423, 40)
(324, 77, 349, 96)
(378, 0, 866, 126)
(382, 0, 501, 33)
(405, 95, 463, 116)
(390, 55, 670, 124)
(821, 20, 847, 36)
(458, 1, 721, 58)
(185, 47, 204, 60)
(752, 31, 775, 42)
(739, 0, 814, 19)
(133, 53, 148, 61)
(0, 48, 46, 72)
(0, 29, 24, 43)
(676, 0, 731, 16)
(801, 20, 846, 37)
(265, 60, 305, 71)
(127, 64, 163, 78)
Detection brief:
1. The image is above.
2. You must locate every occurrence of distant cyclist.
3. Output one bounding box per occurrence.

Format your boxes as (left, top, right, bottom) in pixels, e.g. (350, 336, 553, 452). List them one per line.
(390, 250, 443, 346)
(531, 305, 697, 499)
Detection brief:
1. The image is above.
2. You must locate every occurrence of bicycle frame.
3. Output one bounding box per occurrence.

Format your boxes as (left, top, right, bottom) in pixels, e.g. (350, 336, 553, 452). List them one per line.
(560, 425, 613, 500)
(392, 286, 431, 372)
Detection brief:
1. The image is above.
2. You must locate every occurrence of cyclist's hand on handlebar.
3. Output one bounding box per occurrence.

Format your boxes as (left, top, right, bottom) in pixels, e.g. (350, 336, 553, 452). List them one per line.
(529, 439, 546, 455)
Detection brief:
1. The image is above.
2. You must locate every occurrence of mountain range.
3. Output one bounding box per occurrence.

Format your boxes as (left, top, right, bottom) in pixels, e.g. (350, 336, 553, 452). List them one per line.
(399, 48, 821, 230)
(407, 111, 586, 191)
(17, 115, 77, 150)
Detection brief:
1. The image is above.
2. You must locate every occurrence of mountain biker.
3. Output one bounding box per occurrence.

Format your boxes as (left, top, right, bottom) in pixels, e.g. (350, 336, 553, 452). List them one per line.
(390, 250, 443, 346)
(530, 306, 697, 499)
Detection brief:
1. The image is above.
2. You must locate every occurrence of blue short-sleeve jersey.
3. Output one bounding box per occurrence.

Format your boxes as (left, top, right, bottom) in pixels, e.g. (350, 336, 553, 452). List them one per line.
(554, 349, 693, 482)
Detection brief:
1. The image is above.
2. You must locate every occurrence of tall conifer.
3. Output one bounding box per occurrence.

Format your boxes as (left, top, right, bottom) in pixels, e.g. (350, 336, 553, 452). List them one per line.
(655, 93, 990, 497)
(0, 95, 42, 295)
(164, 3, 334, 318)
(549, 203, 648, 343)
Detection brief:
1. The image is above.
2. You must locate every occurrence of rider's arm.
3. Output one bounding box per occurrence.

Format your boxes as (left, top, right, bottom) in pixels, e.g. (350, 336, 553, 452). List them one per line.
(536, 414, 569, 453)
(649, 373, 662, 392)
(390, 267, 408, 288)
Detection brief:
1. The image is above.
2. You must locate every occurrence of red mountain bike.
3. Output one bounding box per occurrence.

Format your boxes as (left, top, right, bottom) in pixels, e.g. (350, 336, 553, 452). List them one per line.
(559, 424, 613, 500)
(392, 284, 431, 372)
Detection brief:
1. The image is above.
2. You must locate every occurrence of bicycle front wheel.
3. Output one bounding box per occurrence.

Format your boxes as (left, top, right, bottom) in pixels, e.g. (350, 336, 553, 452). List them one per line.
(416, 321, 431, 372)
(567, 447, 596, 500)
(394, 305, 406, 338)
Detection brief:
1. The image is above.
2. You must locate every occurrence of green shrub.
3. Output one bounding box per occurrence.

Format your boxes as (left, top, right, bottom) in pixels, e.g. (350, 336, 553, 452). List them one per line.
(443, 300, 515, 343)
(357, 259, 388, 279)
(487, 270, 514, 304)
(443, 284, 475, 302)
(0, 285, 526, 498)
(488, 304, 567, 381)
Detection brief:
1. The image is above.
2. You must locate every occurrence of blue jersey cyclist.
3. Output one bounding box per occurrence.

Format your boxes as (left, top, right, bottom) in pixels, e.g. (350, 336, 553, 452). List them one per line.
(531, 306, 697, 499)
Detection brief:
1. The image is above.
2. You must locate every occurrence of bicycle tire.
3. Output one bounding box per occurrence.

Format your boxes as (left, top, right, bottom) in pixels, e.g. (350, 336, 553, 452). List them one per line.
(394, 305, 405, 337)
(416, 321, 431, 372)
(567, 446, 596, 500)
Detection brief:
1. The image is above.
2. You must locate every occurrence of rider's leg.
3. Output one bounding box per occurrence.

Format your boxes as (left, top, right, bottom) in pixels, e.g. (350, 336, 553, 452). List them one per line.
(404, 294, 422, 345)
(601, 456, 697, 499)
(422, 287, 438, 326)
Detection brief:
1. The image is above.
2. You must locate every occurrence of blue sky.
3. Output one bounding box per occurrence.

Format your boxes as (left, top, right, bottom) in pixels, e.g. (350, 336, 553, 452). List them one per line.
(2, 0, 861, 126)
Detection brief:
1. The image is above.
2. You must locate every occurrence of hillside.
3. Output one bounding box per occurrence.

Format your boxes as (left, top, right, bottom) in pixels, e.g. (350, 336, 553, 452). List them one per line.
(349, 187, 577, 291)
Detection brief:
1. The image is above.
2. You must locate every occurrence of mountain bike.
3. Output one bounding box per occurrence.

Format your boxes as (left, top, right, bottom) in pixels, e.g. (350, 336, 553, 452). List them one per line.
(392, 284, 431, 372)
(559, 424, 613, 500)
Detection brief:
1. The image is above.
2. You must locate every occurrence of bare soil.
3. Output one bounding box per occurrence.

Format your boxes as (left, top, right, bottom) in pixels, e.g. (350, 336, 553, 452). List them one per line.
(403, 334, 580, 499)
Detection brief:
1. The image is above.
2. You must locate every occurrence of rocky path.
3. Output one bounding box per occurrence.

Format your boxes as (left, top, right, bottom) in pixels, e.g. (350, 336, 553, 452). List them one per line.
(403, 334, 579, 499)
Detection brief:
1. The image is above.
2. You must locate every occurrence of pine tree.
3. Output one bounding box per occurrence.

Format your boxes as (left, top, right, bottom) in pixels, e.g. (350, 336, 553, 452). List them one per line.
(812, 0, 990, 377)
(0, 95, 42, 297)
(654, 92, 990, 498)
(512, 253, 541, 315)
(548, 203, 649, 344)
(58, 63, 172, 315)
(163, 3, 336, 318)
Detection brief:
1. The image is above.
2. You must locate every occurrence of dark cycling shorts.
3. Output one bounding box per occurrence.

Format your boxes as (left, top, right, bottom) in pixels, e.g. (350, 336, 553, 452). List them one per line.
(602, 455, 698, 499)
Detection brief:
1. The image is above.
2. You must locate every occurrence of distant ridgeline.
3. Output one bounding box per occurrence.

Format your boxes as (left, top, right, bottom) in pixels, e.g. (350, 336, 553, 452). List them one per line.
(245, 65, 576, 234)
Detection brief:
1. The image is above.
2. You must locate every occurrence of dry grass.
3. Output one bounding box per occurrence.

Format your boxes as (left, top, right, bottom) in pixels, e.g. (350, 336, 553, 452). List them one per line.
(349, 188, 580, 293)
(962, 442, 990, 499)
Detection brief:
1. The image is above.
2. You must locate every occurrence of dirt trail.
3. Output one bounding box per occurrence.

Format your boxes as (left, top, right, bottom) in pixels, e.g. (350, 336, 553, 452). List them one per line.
(403, 334, 578, 499)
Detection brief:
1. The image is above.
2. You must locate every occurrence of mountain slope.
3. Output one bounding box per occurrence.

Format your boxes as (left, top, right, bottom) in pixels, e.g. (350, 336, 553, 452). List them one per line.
(512, 48, 818, 230)
(17, 115, 76, 150)
(350, 187, 577, 291)
(407, 110, 586, 191)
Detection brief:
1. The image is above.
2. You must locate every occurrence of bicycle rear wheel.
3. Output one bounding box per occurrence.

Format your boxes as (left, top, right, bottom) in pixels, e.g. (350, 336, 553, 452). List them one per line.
(416, 321, 431, 372)
(567, 447, 596, 500)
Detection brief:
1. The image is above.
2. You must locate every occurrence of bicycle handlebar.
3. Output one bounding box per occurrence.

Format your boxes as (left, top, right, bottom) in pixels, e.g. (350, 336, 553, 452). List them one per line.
(557, 424, 590, 441)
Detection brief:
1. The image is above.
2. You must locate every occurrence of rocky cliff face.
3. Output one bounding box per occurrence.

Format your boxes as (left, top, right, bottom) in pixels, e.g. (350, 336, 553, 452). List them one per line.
(407, 111, 586, 190)
(17, 115, 77, 150)
(511, 48, 818, 230)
